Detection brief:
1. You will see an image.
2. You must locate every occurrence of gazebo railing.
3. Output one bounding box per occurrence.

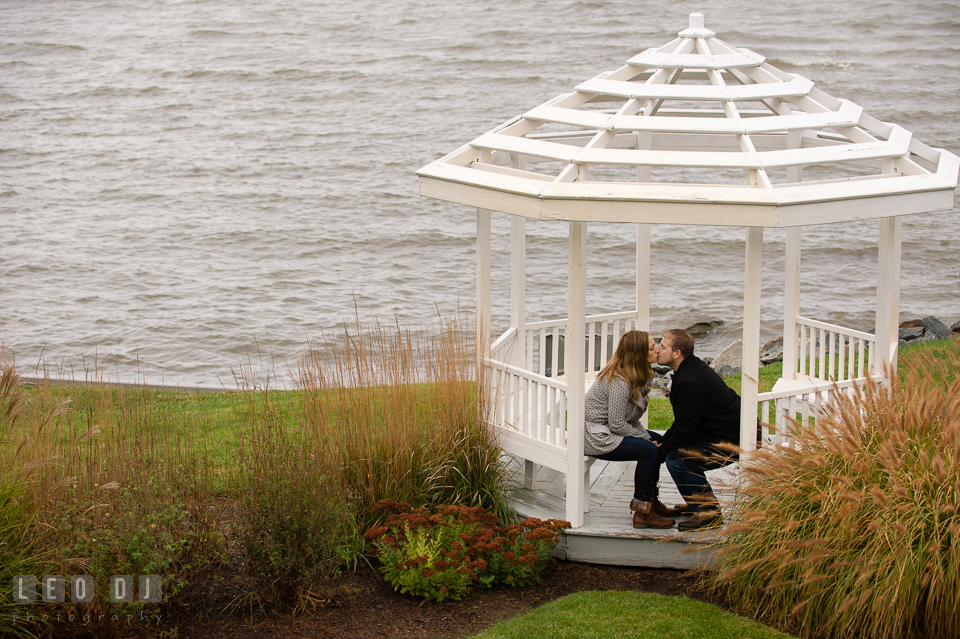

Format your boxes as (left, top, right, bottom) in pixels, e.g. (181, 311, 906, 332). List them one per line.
(490, 326, 517, 362)
(521, 310, 638, 377)
(482, 357, 570, 471)
(794, 316, 876, 382)
(756, 374, 883, 447)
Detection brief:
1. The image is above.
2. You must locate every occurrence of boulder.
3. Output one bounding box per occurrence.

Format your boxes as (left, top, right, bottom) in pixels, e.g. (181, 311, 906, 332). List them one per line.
(662, 370, 674, 396)
(711, 339, 742, 372)
(651, 364, 672, 376)
(759, 336, 784, 365)
(661, 311, 724, 338)
(717, 365, 741, 378)
(898, 327, 922, 343)
(921, 316, 953, 340)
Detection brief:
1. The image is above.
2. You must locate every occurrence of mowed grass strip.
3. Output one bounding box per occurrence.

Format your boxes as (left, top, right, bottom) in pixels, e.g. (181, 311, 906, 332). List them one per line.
(473, 590, 796, 639)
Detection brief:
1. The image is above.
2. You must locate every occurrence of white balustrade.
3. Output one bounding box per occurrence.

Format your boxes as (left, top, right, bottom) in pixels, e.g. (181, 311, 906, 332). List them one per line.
(483, 310, 635, 477)
(520, 311, 638, 377)
(756, 375, 882, 448)
(795, 316, 876, 382)
(482, 357, 570, 476)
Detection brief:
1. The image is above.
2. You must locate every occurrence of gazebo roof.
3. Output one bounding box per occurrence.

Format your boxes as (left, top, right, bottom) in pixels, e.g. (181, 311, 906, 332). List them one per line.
(417, 14, 959, 227)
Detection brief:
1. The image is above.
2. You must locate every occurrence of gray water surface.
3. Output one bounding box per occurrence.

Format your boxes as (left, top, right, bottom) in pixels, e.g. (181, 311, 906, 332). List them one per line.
(2, 0, 958, 386)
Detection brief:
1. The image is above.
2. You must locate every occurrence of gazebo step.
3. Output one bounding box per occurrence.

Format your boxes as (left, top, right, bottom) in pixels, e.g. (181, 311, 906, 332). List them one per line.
(557, 528, 717, 570)
(506, 456, 737, 570)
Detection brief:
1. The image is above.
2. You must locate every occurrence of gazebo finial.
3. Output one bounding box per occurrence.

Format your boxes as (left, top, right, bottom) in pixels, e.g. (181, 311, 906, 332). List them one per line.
(678, 12, 715, 38)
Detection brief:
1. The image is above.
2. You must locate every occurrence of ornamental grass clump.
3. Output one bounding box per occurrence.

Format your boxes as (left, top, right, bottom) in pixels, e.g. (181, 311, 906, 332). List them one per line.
(0, 345, 60, 638)
(296, 315, 510, 529)
(366, 500, 569, 602)
(711, 342, 960, 639)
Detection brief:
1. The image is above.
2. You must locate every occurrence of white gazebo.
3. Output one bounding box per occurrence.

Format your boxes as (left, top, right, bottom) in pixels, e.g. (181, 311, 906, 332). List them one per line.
(417, 14, 959, 529)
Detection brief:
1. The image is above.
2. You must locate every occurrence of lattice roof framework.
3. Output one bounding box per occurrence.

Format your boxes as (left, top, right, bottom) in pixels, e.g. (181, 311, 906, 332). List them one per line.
(417, 14, 959, 227)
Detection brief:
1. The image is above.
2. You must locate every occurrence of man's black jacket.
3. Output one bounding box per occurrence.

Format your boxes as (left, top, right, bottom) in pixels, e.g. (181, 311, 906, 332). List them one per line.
(658, 355, 741, 464)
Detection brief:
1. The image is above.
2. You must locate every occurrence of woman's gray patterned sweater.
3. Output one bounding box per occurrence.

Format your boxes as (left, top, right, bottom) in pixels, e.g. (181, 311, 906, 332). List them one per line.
(583, 377, 651, 456)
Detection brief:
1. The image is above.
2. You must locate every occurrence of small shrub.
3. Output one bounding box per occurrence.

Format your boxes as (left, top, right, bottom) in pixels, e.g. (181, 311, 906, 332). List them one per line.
(711, 342, 960, 639)
(236, 388, 362, 601)
(41, 483, 215, 616)
(366, 501, 568, 602)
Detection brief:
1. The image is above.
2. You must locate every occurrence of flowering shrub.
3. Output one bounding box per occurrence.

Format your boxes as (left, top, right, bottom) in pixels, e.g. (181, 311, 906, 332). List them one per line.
(366, 501, 569, 602)
(237, 419, 362, 601)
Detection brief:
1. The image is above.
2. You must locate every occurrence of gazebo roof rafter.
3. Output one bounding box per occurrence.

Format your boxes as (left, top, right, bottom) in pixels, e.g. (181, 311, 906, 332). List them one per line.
(418, 13, 959, 227)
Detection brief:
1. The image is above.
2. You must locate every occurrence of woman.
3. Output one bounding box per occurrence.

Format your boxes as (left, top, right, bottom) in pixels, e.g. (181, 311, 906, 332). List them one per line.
(584, 330, 677, 529)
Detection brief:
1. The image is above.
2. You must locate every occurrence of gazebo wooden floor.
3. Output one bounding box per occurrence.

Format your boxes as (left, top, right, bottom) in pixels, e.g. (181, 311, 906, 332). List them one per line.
(503, 455, 740, 570)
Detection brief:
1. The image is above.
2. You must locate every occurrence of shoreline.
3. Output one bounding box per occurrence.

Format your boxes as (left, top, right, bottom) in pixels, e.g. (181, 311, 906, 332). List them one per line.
(19, 376, 230, 394)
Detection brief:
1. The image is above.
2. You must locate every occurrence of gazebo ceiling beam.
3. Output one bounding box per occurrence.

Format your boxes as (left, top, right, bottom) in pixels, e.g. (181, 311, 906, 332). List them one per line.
(524, 97, 863, 136)
(551, 41, 692, 185)
(576, 74, 814, 101)
(625, 50, 762, 70)
(702, 35, 771, 189)
(483, 137, 935, 178)
(471, 130, 912, 170)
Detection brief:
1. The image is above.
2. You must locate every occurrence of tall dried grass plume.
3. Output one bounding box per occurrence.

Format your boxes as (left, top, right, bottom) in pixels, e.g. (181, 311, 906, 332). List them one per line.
(711, 340, 960, 639)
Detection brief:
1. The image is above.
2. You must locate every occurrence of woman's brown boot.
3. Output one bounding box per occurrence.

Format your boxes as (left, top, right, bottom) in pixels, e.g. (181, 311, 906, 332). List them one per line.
(630, 500, 675, 529)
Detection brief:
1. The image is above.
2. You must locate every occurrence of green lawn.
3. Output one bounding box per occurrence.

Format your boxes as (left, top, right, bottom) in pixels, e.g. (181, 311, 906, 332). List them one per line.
(648, 362, 783, 431)
(472, 591, 796, 639)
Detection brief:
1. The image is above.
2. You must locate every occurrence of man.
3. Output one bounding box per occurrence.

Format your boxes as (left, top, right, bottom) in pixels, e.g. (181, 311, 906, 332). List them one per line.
(655, 329, 741, 531)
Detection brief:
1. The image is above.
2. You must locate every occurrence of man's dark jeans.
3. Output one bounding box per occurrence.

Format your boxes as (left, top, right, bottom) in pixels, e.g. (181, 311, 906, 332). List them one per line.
(591, 432, 663, 502)
(665, 451, 734, 512)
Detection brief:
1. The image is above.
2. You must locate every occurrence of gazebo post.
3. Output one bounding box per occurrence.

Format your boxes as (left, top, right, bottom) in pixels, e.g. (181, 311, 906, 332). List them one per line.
(636, 154, 652, 335)
(566, 221, 587, 527)
(783, 228, 801, 380)
(510, 216, 527, 369)
(741, 227, 763, 453)
(511, 216, 536, 488)
(636, 223, 651, 430)
(511, 152, 528, 371)
(636, 225, 651, 330)
(875, 216, 903, 378)
(783, 133, 803, 381)
(476, 208, 492, 357)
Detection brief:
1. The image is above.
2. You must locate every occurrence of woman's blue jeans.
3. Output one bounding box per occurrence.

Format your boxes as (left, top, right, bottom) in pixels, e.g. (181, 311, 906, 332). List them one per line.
(589, 432, 663, 502)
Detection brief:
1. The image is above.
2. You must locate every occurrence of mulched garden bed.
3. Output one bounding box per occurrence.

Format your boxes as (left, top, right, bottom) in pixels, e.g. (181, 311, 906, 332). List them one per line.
(50, 558, 712, 638)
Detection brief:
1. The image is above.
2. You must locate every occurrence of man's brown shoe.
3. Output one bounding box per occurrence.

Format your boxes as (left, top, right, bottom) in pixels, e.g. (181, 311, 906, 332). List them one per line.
(653, 499, 681, 517)
(631, 501, 675, 529)
(651, 485, 682, 517)
(677, 511, 723, 531)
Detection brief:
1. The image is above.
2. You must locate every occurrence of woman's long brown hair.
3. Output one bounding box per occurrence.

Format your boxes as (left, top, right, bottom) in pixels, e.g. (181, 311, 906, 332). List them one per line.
(596, 330, 653, 401)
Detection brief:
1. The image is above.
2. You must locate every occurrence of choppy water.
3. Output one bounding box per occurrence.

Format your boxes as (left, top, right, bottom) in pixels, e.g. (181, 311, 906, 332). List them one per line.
(2, 0, 958, 387)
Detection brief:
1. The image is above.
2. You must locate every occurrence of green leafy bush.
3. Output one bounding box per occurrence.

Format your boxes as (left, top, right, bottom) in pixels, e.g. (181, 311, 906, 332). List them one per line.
(43, 482, 215, 616)
(366, 501, 568, 602)
(712, 342, 960, 639)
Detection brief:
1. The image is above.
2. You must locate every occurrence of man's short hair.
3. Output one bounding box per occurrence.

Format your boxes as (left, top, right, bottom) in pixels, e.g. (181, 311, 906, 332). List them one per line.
(664, 329, 695, 358)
